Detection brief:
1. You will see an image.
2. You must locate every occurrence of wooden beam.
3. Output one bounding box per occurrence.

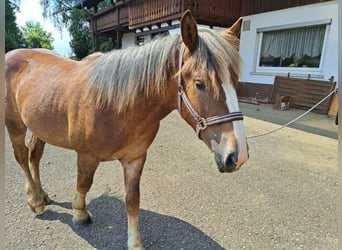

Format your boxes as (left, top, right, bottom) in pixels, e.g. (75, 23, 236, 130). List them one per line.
(135, 23, 179, 37)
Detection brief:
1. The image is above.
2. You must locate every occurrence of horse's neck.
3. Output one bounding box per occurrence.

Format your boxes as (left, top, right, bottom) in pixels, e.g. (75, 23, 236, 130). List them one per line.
(152, 80, 179, 120)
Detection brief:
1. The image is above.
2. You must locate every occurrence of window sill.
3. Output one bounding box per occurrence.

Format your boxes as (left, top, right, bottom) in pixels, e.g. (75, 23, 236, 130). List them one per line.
(250, 71, 324, 79)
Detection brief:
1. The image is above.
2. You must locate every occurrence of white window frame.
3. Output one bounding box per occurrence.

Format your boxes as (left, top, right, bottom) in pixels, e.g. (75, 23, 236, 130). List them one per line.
(254, 19, 331, 77)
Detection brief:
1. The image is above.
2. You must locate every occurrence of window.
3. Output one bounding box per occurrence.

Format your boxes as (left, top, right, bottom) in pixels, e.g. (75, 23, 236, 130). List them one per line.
(256, 20, 330, 73)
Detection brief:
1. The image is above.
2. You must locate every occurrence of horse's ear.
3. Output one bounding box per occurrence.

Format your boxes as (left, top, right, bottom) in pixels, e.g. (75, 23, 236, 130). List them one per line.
(227, 17, 243, 37)
(221, 17, 242, 50)
(180, 10, 198, 52)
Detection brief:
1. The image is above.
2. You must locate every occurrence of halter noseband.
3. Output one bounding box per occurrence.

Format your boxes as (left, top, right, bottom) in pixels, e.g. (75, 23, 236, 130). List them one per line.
(177, 43, 244, 137)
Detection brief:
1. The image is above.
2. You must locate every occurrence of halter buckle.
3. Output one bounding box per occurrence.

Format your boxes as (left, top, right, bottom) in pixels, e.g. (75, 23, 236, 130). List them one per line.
(198, 118, 208, 130)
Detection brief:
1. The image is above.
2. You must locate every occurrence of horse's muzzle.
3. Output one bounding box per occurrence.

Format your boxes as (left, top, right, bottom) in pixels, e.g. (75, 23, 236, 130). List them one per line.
(215, 151, 238, 173)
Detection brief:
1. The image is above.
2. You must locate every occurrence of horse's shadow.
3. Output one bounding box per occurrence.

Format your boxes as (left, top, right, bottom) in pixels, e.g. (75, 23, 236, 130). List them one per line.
(37, 195, 224, 250)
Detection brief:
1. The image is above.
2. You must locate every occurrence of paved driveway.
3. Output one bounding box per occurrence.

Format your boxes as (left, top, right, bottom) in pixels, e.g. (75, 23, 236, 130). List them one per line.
(5, 110, 338, 249)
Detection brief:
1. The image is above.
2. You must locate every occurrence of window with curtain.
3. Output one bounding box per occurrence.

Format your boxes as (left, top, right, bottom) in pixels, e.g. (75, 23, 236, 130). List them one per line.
(258, 25, 326, 68)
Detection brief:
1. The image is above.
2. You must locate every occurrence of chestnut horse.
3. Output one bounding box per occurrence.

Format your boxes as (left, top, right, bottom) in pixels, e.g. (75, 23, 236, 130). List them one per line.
(5, 11, 248, 249)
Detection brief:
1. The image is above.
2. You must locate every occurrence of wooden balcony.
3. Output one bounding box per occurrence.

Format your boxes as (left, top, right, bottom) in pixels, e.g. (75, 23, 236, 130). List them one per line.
(241, 0, 332, 16)
(81, 0, 334, 37)
(91, 2, 129, 34)
(128, 0, 183, 29)
(184, 0, 241, 27)
(128, 0, 241, 29)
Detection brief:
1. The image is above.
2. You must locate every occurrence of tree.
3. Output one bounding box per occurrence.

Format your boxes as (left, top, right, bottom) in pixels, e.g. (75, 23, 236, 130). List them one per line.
(68, 8, 92, 59)
(40, 0, 111, 26)
(40, 0, 113, 58)
(21, 21, 54, 49)
(40, 0, 93, 58)
(5, 0, 25, 52)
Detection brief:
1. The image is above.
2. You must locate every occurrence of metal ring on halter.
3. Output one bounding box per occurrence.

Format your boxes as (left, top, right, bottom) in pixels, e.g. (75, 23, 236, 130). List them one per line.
(197, 118, 208, 130)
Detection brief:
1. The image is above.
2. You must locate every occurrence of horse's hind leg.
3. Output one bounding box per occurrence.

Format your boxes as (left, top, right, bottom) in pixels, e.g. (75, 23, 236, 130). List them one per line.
(28, 135, 51, 204)
(6, 120, 45, 214)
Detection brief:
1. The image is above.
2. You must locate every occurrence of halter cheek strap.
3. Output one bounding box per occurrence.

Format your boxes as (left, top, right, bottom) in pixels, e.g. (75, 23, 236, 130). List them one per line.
(177, 43, 244, 137)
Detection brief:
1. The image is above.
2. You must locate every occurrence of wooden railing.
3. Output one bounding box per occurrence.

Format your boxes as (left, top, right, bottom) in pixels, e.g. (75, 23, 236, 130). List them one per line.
(119, 5, 129, 26)
(89, 0, 334, 34)
(92, 4, 129, 33)
(95, 7, 118, 32)
(129, 0, 183, 29)
(129, 0, 242, 29)
(184, 0, 241, 26)
(241, 0, 332, 16)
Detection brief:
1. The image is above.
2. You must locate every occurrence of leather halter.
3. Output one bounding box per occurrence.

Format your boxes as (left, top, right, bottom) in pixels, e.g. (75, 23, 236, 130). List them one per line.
(177, 43, 244, 137)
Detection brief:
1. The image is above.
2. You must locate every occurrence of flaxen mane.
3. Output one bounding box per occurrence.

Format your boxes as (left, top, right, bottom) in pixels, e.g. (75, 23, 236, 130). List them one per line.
(89, 28, 241, 112)
(89, 34, 179, 111)
(183, 28, 241, 99)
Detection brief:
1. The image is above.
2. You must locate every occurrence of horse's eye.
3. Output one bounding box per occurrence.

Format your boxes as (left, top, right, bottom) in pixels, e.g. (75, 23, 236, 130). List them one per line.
(195, 81, 206, 91)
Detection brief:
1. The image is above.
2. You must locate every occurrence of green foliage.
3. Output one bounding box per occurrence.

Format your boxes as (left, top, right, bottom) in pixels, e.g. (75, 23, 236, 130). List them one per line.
(21, 21, 54, 49)
(98, 0, 113, 11)
(98, 37, 113, 52)
(5, 0, 25, 52)
(40, 0, 93, 58)
(68, 8, 92, 59)
(40, 0, 74, 28)
(40, 0, 120, 58)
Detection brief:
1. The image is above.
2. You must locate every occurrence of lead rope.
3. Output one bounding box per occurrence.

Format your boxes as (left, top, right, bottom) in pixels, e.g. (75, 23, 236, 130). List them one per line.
(247, 88, 337, 139)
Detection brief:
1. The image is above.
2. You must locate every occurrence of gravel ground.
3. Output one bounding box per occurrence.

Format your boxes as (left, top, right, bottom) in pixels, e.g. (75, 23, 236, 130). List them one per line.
(5, 110, 338, 250)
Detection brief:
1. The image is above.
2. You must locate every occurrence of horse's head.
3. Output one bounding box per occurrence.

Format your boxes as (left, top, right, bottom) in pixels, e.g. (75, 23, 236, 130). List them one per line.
(177, 10, 248, 173)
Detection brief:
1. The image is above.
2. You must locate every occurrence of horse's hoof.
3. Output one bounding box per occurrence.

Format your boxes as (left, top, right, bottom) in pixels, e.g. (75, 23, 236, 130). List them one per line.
(73, 216, 92, 226)
(35, 204, 45, 214)
(128, 245, 144, 250)
(28, 202, 45, 214)
(72, 210, 91, 225)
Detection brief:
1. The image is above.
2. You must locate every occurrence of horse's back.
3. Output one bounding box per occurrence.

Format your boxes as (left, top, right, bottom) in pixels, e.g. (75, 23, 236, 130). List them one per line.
(5, 48, 62, 68)
(6, 48, 64, 60)
(5, 49, 74, 88)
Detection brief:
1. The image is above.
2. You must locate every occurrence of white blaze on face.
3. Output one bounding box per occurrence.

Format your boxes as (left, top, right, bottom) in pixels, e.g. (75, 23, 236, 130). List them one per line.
(221, 80, 249, 168)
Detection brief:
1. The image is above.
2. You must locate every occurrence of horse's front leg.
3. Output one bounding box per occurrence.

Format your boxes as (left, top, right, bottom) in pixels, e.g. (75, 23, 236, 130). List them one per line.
(72, 153, 100, 224)
(121, 153, 147, 250)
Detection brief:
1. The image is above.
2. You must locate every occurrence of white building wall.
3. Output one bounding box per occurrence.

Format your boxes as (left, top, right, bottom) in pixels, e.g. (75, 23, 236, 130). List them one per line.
(239, 1, 338, 85)
(123, 23, 230, 48)
(122, 32, 136, 49)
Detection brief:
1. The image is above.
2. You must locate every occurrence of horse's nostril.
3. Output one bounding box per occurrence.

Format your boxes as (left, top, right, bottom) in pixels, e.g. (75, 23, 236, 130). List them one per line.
(214, 151, 239, 173)
(225, 151, 238, 172)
